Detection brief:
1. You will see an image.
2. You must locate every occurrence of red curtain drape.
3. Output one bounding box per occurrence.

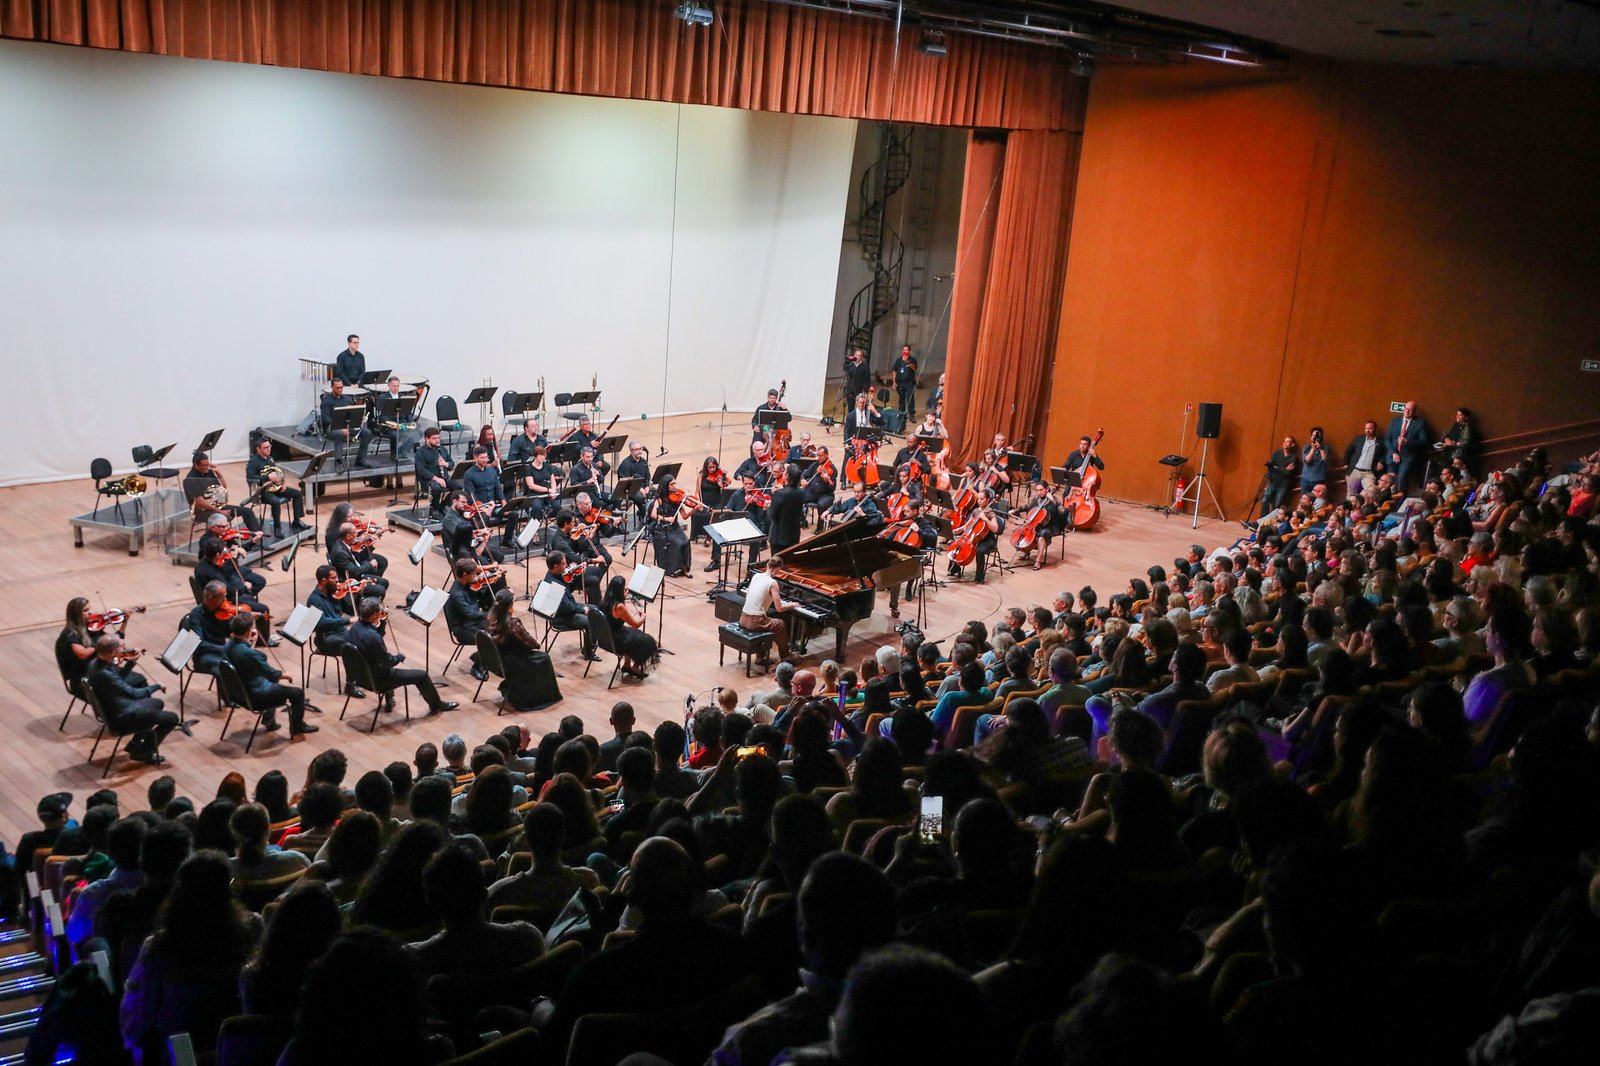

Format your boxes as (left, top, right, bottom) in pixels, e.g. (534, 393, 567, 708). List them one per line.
(0, 0, 1081, 130)
(945, 127, 1083, 464)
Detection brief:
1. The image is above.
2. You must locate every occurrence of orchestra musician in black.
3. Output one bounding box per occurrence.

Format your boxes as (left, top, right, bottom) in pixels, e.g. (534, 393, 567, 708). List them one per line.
(886, 496, 939, 618)
(307, 566, 366, 697)
(319, 378, 372, 470)
(245, 437, 308, 539)
(708, 474, 768, 572)
(86, 634, 181, 764)
(562, 415, 601, 451)
(891, 439, 934, 479)
(199, 514, 266, 598)
(413, 426, 460, 516)
(539, 554, 598, 660)
(829, 480, 881, 527)
(518, 446, 561, 526)
(751, 388, 787, 441)
(445, 557, 495, 682)
(348, 598, 458, 714)
(615, 440, 652, 518)
(1013, 480, 1065, 572)
(370, 376, 419, 463)
(506, 419, 549, 465)
(843, 393, 884, 459)
(548, 509, 607, 604)
(440, 490, 506, 568)
(333, 334, 365, 387)
(225, 613, 315, 735)
(566, 446, 609, 504)
(463, 446, 505, 543)
(734, 440, 774, 487)
(178, 582, 234, 674)
(646, 475, 695, 578)
(186, 452, 263, 533)
(766, 463, 807, 556)
(573, 493, 618, 567)
(799, 446, 837, 531)
(194, 541, 276, 646)
(1062, 435, 1105, 485)
(330, 523, 390, 600)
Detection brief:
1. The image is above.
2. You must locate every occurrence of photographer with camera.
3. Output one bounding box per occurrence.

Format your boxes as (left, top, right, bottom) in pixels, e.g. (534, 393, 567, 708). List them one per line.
(1300, 426, 1329, 498)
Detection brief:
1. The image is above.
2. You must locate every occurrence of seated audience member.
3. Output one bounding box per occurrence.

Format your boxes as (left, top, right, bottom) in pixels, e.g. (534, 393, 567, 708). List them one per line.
(405, 842, 545, 984)
(229, 803, 311, 881)
(486, 803, 601, 913)
(239, 881, 343, 1017)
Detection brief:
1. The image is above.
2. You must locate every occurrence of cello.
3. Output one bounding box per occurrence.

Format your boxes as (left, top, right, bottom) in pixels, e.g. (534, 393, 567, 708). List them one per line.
(946, 505, 995, 566)
(1010, 485, 1059, 552)
(1062, 429, 1105, 532)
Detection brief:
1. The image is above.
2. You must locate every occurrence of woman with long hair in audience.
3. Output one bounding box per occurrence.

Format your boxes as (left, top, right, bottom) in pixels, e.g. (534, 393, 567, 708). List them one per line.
(349, 820, 447, 934)
(253, 769, 294, 823)
(825, 736, 911, 833)
(308, 810, 382, 903)
(458, 765, 517, 853)
(784, 701, 849, 794)
(1347, 727, 1465, 899)
(215, 771, 248, 806)
(119, 852, 260, 1063)
(193, 799, 238, 855)
(542, 773, 605, 865)
(240, 880, 342, 1017)
(1530, 606, 1580, 680)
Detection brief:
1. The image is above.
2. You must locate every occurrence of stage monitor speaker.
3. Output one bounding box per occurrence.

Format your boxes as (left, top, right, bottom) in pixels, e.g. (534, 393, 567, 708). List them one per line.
(1196, 403, 1223, 440)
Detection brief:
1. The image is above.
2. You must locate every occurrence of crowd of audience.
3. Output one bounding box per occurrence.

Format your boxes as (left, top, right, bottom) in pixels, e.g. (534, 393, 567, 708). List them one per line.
(6, 439, 1600, 1065)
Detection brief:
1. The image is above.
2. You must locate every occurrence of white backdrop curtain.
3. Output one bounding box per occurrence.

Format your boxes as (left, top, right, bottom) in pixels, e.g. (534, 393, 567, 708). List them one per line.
(0, 39, 853, 485)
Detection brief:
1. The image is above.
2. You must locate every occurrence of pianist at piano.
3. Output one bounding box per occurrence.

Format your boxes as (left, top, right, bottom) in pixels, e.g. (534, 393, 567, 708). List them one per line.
(738, 556, 797, 663)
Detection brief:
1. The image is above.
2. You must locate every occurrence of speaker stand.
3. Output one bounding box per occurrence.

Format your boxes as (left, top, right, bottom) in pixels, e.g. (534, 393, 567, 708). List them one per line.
(1176, 437, 1227, 529)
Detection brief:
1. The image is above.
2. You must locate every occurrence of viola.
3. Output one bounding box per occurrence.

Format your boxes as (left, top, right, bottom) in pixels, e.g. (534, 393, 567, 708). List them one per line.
(1061, 428, 1106, 531)
(113, 648, 146, 667)
(710, 469, 731, 489)
(87, 605, 146, 631)
(467, 565, 507, 590)
(665, 487, 686, 505)
(559, 560, 595, 584)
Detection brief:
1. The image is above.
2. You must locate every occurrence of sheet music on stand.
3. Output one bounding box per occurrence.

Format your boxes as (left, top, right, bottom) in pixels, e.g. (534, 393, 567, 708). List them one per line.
(280, 603, 320, 646)
(708, 516, 766, 545)
(160, 628, 202, 674)
(408, 585, 448, 624)
(531, 579, 566, 620)
(516, 517, 543, 549)
(629, 563, 666, 602)
(409, 529, 435, 565)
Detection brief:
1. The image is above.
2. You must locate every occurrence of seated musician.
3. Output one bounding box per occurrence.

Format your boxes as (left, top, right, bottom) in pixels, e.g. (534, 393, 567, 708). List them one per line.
(829, 481, 881, 527)
(474, 424, 502, 468)
(710, 475, 768, 571)
(1013, 480, 1065, 572)
(485, 587, 562, 710)
(331, 522, 390, 599)
(225, 613, 315, 735)
(695, 457, 729, 546)
(948, 487, 1003, 585)
(562, 415, 601, 451)
(883, 464, 925, 509)
(246, 437, 307, 539)
(646, 475, 695, 578)
(735, 441, 773, 487)
(574, 493, 618, 558)
(195, 541, 276, 646)
(370, 376, 420, 462)
(413, 426, 460, 517)
(843, 392, 884, 448)
(519, 446, 561, 525)
(548, 509, 607, 603)
(540, 554, 598, 660)
(616, 440, 652, 518)
(186, 451, 263, 534)
(319, 379, 373, 470)
(446, 558, 495, 682)
(792, 431, 819, 459)
(1062, 434, 1105, 486)
(59, 597, 147, 692)
(348, 598, 458, 713)
(886, 497, 939, 620)
(463, 445, 505, 511)
(199, 514, 266, 597)
(799, 446, 838, 531)
(751, 388, 787, 441)
(767, 463, 807, 556)
(891, 441, 934, 479)
(914, 410, 948, 442)
(506, 419, 549, 466)
(307, 566, 366, 697)
(441, 490, 506, 568)
(739, 556, 797, 666)
(85, 634, 182, 765)
(179, 581, 234, 673)
(568, 446, 610, 504)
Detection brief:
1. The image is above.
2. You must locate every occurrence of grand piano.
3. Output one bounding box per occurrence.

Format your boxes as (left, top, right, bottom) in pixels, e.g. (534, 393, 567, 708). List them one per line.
(748, 517, 922, 661)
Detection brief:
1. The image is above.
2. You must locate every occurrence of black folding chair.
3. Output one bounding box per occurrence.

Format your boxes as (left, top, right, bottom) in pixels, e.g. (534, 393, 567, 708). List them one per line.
(216, 659, 282, 754)
(338, 644, 409, 733)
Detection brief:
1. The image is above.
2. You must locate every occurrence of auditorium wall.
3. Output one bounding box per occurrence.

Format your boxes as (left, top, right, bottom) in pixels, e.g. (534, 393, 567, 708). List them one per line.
(0, 40, 855, 485)
(1043, 58, 1600, 514)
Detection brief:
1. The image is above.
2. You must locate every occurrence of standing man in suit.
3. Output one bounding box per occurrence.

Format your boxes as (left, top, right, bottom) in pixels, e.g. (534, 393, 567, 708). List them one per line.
(766, 463, 807, 556)
(225, 614, 316, 735)
(86, 635, 187, 764)
(348, 599, 458, 714)
(1344, 420, 1387, 500)
(334, 334, 366, 387)
(1386, 400, 1433, 494)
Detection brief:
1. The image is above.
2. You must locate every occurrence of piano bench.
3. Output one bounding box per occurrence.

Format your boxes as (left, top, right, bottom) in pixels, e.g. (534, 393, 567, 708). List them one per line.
(718, 624, 775, 677)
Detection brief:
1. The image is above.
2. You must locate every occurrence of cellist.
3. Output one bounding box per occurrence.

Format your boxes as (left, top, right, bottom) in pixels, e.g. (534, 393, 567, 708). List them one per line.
(947, 487, 1002, 585)
(885, 497, 938, 620)
(1012, 480, 1064, 572)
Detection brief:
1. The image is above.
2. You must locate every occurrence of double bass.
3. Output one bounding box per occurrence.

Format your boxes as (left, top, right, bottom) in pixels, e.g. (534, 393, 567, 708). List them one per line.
(1062, 429, 1105, 531)
(769, 380, 792, 461)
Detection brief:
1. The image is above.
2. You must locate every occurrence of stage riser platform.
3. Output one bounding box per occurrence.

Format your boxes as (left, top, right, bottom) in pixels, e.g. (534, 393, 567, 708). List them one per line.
(69, 488, 188, 557)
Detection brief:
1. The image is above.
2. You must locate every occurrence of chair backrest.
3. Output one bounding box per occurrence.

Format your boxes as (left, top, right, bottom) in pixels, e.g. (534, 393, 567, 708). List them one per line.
(437, 1027, 541, 1066)
(188, 574, 206, 604)
(340, 643, 378, 690)
(233, 870, 305, 912)
(215, 1013, 293, 1066)
(90, 457, 113, 482)
(216, 658, 252, 710)
(565, 974, 767, 1066)
(436, 395, 460, 423)
(500, 390, 519, 415)
(474, 630, 506, 679)
(585, 605, 617, 655)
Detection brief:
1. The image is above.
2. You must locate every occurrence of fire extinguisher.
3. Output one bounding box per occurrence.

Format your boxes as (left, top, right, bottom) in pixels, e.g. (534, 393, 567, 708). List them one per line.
(1172, 476, 1187, 512)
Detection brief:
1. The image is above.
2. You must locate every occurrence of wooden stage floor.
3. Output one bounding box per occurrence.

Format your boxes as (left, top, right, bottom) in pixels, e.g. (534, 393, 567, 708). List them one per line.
(2, 413, 1235, 842)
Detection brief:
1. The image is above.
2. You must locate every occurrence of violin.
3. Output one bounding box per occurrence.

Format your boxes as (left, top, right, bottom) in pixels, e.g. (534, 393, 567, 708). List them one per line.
(461, 502, 496, 521)
(1061, 428, 1106, 532)
(467, 565, 507, 590)
(558, 560, 597, 584)
(113, 648, 146, 667)
(212, 601, 241, 621)
(333, 577, 369, 598)
(745, 489, 771, 508)
(1011, 487, 1058, 552)
(710, 469, 731, 489)
(217, 527, 260, 543)
(87, 605, 146, 632)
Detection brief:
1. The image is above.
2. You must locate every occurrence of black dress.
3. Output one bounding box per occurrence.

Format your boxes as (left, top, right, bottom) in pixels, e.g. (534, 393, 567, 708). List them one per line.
(609, 608, 659, 668)
(488, 615, 562, 711)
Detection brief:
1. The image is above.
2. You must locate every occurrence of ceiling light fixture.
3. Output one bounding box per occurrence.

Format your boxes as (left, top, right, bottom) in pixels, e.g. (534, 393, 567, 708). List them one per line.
(675, 2, 714, 27)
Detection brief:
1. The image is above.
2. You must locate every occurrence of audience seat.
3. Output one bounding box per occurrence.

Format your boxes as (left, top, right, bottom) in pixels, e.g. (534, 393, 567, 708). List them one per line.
(427, 940, 583, 1034)
(216, 1014, 293, 1066)
(563, 973, 767, 1066)
(438, 1028, 541, 1066)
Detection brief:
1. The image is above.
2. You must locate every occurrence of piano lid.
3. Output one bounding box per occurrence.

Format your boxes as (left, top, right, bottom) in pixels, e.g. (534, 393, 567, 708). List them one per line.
(770, 517, 922, 588)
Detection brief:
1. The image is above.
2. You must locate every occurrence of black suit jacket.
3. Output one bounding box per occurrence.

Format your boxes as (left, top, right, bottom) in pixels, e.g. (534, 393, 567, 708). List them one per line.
(226, 639, 282, 696)
(348, 620, 397, 686)
(445, 582, 492, 640)
(767, 487, 806, 549)
(86, 658, 158, 722)
(329, 539, 379, 581)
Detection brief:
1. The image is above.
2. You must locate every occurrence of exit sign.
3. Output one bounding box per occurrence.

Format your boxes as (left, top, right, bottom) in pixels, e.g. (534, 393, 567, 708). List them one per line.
(1389, 401, 1406, 413)
(1583, 360, 1600, 372)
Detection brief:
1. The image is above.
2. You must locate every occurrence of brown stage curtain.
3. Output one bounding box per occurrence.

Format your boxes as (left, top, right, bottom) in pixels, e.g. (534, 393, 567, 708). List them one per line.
(1, 0, 1080, 130)
(945, 127, 1082, 465)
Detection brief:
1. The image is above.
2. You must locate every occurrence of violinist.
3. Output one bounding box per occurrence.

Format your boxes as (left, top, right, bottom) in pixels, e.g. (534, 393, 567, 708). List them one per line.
(246, 437, 308, 539)
(616, 440, 653, 517)
(885, 498, 938, 620)
(734, 441, 773, 487)
(442, 490, 493, 566)
(506, 418, 549, 465)
(829, 481, 881, 527)
(200, 514, 266, 597)
(693, 456, 729, 547)
(707, 474, 767, 572)
(348, 598, 458, 714)
(86, 634, 182, 765)
(893, 344, 919, 418)
(603, 574, 659, 679)
(519, 445, 561, 524)
(226, 613, 316, 735)
(549, 509, 607, 603)
(1062, 434, 1105, 486)
(767, 463, 807, 556)
(646, 474, 696, 578)
(59, 597, 147, 692)
(800, 446, 838, 529)
(331, 522, 390, 599)
(948, 487, 1002, 584)
(752, 388, 787, 439)
(178, 581, 234, 672)
(195, 541, 277, 646)
(574, 494, 618, 559)
(319, 378, 374, 471)
(413, 426, 461, 517)
(1012, 480, 1064, 572)
(792, 432, 819, 459)
(307, 567, 365, 696)
(446, 558, 495, 682)
(186, 451, 263, 534)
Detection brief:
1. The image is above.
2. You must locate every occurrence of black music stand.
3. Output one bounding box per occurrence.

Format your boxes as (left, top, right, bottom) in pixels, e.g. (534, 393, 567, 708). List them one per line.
(655, 462, 683, 484)
(330, 408, 366, 499)
(359, 369, 393, 388)
(196, 429, 224, 456)
(299, 451, 331, 549)
(755, 410, 792, 439)
(566, 390, 600, 412)
(546, 440, 582, 466)
(1005, 451, 1040, 478)
(707, 516, 766, 598)
(377, 396, 420, 499)
(628, 563, 673, 655)
(914, 434, 946, 453)
(463, 385, 499, 438)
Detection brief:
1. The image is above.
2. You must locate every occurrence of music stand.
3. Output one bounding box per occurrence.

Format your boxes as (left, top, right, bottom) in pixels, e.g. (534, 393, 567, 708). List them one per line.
(567, 390, 600, 409)
(628, 562, 673, 653)
(331, 407, 366, 500)
(278, 603, 320, 688)
(913, 434, 946, 453)
(707, 516, 766, 597)
(530, 579, 568, 648)
(359, 369, 393, 387)
(377, 395, 418, 428)
(1006, 451, 1040, 478)
(406, 585, 451, 685)
(515, 518, 543, 600)
(755, 410, 792, 437)
(408, 528, 436, 590)
(512, 391, 543, 416)
(546, 441, 582, 465)
(655, 462, 683, 484)
(464, 385, 499, 434)
(196, 429, 224, 456)
(1049, 465, 1078, 489)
